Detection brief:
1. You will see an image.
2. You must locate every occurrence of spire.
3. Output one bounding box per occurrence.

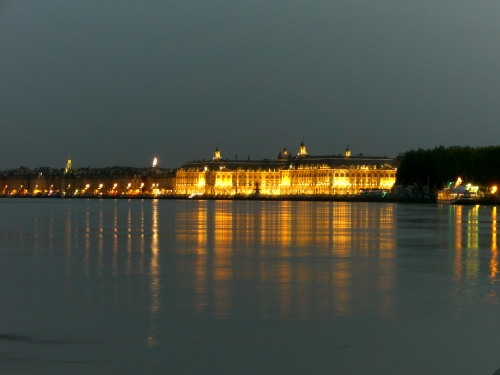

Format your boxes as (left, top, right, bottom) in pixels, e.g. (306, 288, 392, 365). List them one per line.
(213, 145, 222, 161)
(298, 140, 308, 157)
(64, 156, 73, 174)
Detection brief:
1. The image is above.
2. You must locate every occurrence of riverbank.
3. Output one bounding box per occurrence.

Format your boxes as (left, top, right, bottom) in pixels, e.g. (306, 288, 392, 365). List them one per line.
(4, 193, 500, 205)
(0, 194, 433, 203)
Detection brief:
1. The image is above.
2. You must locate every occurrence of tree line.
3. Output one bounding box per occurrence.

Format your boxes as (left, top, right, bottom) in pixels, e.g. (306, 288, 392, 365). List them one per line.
(396, 146, 500, 189)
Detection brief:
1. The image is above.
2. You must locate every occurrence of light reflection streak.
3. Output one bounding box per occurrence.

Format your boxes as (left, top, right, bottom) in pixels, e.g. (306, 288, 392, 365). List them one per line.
(112, 204, 118, 277)
(491, 207, 498, 280)
(178, 201, 396, 320)
(213, 201, 233, 318)
(465, 206, 479, 279)
(66, 201, 500, 324)
(84, 208, 90, 277)
(98, 209, 103, 276)
(139, 203, 145, 272)
(452, 206, 463, 279)
(195, 201, 208, 314)
(443, 205, 500, 311)
(332, 203, 351, 257)
(17, 198, 500, 337)
(197, 201, 207, 249)
(448, 206, 496, 281)
(147, 199, 160, 346)
(279, 201, 292, 247)
(467, 206, 479, 250)
(126, 204, 132, 276)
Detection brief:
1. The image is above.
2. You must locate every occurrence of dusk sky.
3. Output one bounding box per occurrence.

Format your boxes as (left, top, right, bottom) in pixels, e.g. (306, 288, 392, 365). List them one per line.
(1, 1, 500, 169)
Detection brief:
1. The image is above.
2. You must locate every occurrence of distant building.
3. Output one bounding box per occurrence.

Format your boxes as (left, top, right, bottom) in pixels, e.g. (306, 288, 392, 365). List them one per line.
(0, 162, 176, 197)
(0, 145, 397, 198)
(175, 142, 397, 196)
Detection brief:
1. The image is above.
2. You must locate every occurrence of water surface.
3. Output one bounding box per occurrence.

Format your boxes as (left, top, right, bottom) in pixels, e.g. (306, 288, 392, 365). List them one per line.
(0, 199, 499, 374)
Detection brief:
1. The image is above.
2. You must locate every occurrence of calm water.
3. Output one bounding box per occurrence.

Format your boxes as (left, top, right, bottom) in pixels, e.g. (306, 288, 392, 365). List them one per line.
(0, 199, 499, 374)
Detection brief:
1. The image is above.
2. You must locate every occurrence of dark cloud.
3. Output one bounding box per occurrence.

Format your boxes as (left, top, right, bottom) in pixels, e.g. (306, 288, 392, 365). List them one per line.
(1, 0, 499, 168)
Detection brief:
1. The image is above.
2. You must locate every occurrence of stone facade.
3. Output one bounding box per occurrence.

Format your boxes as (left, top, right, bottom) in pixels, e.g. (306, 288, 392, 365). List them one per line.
(176, 143, 397, 196)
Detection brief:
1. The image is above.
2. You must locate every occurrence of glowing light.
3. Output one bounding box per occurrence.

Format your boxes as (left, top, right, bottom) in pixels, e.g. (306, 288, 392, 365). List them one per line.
(153, 157, 157, 167)
(455, 177, 462, 187)
(492, 186, 498, 194)
(198, 174, 206, 187)
(465, 183, 479, 193)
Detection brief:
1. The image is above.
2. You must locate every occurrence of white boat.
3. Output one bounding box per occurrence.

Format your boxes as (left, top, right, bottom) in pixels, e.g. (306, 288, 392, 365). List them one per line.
(437, 185, 478, 205)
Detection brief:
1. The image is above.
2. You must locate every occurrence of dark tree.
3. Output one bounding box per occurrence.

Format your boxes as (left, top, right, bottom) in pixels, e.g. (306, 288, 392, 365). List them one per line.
(396, 146, 500, 189)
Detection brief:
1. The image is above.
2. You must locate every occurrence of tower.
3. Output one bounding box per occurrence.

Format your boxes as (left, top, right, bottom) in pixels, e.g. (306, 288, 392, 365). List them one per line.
(213, 146, 222, 161)
(278, 148, 289, 160)
(345, 146, 351, 158)
(64, 158, 73, 174)
(298, 141, 308, 157)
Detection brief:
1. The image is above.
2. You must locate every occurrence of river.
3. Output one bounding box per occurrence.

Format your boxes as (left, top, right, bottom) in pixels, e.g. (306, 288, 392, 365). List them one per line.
(0, 199, 499, 374)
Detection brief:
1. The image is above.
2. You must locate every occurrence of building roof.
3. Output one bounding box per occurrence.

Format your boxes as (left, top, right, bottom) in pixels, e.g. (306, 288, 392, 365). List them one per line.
(179, 154, 396, 172)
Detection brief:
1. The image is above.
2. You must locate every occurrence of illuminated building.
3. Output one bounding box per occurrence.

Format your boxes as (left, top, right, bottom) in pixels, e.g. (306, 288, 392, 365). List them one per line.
(0, 163, 175, 197)
(175, 142, 397, 196)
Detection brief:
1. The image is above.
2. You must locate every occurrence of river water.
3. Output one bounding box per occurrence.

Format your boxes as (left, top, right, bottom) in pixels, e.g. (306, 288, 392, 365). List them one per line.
(0, 199, 499, 374)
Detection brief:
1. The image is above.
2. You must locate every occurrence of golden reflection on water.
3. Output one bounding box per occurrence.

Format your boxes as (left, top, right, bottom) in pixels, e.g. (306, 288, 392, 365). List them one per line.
(139, 203, 145, 274)
(178, 201, 397, 319)
(491, 207, 498, 280)
(450, 205, 482, 280)
(466, 206, 479, 279)
(112, 205, 118, 277)
(45, 201, 500, 323)
(452, 205, 463, 279)
(194, 202, 208, 314)
(444, 205, 500, 309)
(126, 205, 132, 276)
(98, 210, 104, 276)
(213, 201, 232, 318)
(148, 200, 160, 346)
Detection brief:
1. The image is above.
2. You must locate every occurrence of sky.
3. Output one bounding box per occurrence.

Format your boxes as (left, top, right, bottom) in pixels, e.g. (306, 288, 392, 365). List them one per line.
(1, 0, 500, 169)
